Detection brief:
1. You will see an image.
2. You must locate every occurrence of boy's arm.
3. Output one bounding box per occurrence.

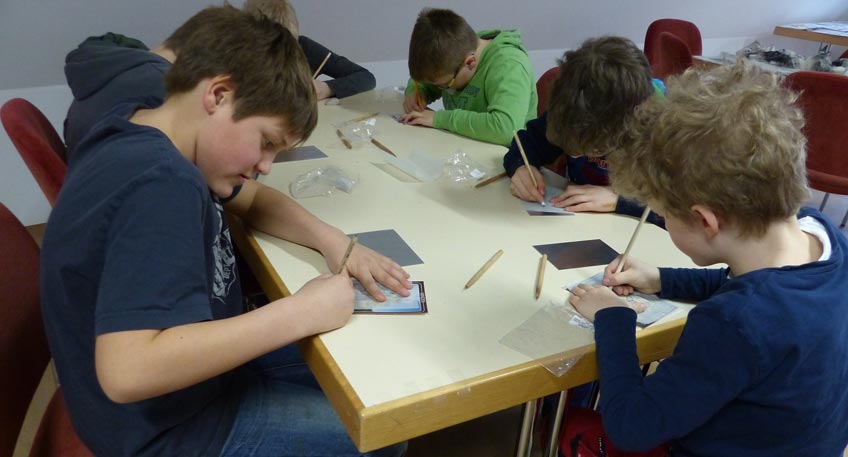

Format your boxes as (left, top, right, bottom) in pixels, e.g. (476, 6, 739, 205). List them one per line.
(592, 307, 756, 451)
(657, 267, 730, 302)
(502, 114, 562, 176)
(224, 180, 411, 300)
(433, 57, 534, 146)
(300, 36, 375, 99)
(614, 198, 666, 228)
(96, 273, 353, 403)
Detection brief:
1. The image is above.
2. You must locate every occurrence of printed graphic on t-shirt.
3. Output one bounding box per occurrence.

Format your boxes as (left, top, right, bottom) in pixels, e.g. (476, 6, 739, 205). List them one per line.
(212, 200, 236, 302)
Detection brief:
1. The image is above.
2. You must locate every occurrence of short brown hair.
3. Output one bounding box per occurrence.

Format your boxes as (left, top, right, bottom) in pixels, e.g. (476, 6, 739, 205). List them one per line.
(165, 5, 316, 144)
(243, 0, 299, 36)
(408, 8, 478, 83)
(609, 63, 809, 237)
(545, 36, 653, 156)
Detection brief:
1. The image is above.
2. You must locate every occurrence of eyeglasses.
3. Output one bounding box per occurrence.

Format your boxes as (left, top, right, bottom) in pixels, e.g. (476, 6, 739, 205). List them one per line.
(435, 60, 466, 90)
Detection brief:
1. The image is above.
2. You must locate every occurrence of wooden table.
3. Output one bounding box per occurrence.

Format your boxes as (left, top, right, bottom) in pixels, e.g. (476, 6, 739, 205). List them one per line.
(774, 22, 848, 53)
(229, 90, 696, 454)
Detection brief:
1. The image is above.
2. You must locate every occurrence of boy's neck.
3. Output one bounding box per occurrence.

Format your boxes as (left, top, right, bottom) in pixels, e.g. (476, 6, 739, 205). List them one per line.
(475, 38, 491, 58)
(128, 92, 199, 164)
(722, 216, 823, 276)
(151, 44, 176, 63)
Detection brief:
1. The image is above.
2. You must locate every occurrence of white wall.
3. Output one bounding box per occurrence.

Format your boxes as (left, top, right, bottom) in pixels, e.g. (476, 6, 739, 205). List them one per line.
(1, 0, 846, 225)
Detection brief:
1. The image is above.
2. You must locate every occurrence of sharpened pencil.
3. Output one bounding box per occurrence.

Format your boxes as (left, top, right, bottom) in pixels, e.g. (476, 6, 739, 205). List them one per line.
(313, 52, 331, 79)
(615, 206, 652, 274)
(465, 249, 504, 289)
(414, 81, 424, 110)
(348, 112, 380, 123)
(336, 129, 353, 149)
(474, 171, 508, 188)
(338, 235, 358, 275)
(370, 138, 397, 157)
(535, 254, 547, 299)
(513, 132, 544, 206)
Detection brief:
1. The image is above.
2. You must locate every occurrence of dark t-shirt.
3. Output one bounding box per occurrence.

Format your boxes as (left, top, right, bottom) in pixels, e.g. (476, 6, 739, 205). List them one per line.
(41, 100, 242, 456)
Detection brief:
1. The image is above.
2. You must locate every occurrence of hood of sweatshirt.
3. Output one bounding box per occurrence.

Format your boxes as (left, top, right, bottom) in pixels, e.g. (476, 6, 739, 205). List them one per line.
(64, 33, 170, 101)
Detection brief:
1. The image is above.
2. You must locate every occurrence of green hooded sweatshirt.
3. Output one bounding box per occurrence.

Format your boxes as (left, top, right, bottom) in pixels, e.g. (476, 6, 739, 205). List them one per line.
(405, 30, 538, 147)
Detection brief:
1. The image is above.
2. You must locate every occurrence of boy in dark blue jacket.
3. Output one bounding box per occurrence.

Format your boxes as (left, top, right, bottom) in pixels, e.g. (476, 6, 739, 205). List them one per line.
(504, 36, 663, 226)
(569, 63, 848, 456)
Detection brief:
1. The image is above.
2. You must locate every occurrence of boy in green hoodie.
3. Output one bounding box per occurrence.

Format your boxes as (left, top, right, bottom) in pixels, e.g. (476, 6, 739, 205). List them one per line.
(400, 8, 537, 146)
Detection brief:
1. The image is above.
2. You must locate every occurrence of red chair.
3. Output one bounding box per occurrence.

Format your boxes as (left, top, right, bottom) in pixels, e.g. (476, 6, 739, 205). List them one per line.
(0, 203, 92, 456)
(784, 71, 848, 227)
(1, 99, 67, 206)
(536, 66, 560, 117)
(652, 32, 694, 81)
(644, 19, 701, 78)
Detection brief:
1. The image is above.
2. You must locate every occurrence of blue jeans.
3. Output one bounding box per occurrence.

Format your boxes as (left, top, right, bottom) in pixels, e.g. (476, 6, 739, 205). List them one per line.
(220, 345, 407, 457)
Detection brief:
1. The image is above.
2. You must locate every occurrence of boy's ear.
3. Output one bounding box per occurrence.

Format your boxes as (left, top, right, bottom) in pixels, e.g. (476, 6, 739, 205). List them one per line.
(202, 75, 236, 114)
(465, 52, 478, 70)
(691, 204, 721, 238)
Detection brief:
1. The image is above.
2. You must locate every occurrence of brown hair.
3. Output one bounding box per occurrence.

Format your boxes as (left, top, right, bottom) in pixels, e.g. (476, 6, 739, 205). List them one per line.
(545, 36, 653, 156)
(243, 0, 299, 36)
(408, 8, 478, 83)
(609, 63, 809, 237)
(164, 5, 316, 144)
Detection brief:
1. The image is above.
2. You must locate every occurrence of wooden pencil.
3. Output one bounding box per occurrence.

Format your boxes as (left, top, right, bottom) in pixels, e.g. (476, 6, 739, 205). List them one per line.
(336, 129, 353, 149)
(370, 138, 397, 157)
(535, 254, 547, 299)
(348, 112, 380, 123)
(312, 52, 331, 79)
(513, 132, 544, 205)
(464, 249, 504, 289)
(614, 206, 652, 274)
(414, 81, 425, 110)
(338, 235, 358, 274)
(474, 171, 508, 188)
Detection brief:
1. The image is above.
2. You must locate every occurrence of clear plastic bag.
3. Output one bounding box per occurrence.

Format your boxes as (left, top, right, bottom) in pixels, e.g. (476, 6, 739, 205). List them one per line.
(441, 150, 488, 184)
(336, 118, 377, 147)
(289, 166, 357, 198)
(376, 85, 406, 102)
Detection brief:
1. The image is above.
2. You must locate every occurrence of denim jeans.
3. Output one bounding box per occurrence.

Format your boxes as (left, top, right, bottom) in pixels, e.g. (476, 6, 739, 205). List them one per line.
(220, 345, 407, 457)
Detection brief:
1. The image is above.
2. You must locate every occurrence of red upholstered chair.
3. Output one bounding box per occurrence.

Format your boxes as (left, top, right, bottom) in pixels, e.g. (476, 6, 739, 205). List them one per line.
(536, 66, 560, 117)
(0, 203, 92, 456)
(644, 19, 701, 78)
(784, 71, 848, 227)
(652, 32, 694, 81)
(1, 98, 67, 206)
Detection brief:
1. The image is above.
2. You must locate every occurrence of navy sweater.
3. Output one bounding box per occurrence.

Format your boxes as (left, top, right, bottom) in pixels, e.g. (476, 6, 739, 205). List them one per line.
(593, 208, 848, 456)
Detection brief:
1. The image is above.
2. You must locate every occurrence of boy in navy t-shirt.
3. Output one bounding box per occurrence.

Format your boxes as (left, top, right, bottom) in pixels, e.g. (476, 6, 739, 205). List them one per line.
(569, 63, 848, 456)
(42, 6, 408, 456)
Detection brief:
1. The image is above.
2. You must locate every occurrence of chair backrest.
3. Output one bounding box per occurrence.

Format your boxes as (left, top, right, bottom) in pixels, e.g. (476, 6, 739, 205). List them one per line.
(0, 202, 51, 455)
(0, 203, 92, 457)
(1, 99, 68, 206)
(784, 71, 848, 195)
(644, 18, 701, 76)
(652, 32, 694, 81)
(536, 66, 561, 117)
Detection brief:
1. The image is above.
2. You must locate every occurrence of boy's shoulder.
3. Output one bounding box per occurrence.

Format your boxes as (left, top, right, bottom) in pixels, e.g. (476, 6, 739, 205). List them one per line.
(69, 99, 204, 194)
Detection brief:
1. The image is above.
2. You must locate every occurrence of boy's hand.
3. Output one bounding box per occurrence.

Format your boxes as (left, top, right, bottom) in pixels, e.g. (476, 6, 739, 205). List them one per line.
(313, 80, 333, 101)
(550, 184, 618, 212)
(569, 284, 646, 322)
(399, 109, 435, 127)
(293, 274, 355, 333)
(327, 240, 412, 301)
(509, 165, 546, 203)
(403, 93, 423, 113)
(603, 256, 662, 296)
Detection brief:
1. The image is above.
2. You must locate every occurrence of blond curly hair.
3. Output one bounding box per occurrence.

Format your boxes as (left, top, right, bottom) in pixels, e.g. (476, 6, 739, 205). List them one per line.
(609, 63, 809, 237)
